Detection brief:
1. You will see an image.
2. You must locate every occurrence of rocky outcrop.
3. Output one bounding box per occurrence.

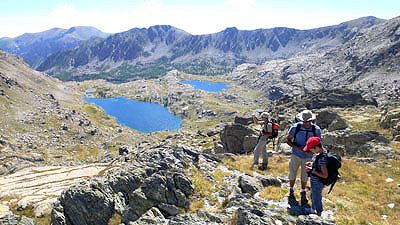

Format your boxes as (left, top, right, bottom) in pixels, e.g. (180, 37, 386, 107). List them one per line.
(0, 204, 37, 225)
(316, 110, 348, 131)
(380, 108, 400, 140)
(323, 130, 392, 158)
(305, 89, 377, 109)
(234, 116, 253, 125)
(220, 124, 259, 154)
(51, 146, 197, 225)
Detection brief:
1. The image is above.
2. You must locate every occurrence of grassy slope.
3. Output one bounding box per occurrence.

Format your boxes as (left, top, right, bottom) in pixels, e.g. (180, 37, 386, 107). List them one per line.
(189, 106, 400, 224)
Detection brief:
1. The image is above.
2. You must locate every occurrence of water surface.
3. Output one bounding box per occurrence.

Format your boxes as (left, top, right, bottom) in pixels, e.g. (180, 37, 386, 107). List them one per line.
(83, 97, 181, 133)
(180, 80, 229, 92)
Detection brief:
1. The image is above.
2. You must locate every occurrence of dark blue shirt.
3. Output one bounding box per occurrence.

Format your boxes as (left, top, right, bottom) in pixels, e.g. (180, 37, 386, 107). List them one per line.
(310, 151, 328, 183)
(288, 122, 322, 158)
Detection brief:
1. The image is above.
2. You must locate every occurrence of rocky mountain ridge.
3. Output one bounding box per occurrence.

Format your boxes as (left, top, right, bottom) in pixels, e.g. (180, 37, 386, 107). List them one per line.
(36, 17, 384, 82)
(0, 26, 109, 67)
(229, 16, 400, 105)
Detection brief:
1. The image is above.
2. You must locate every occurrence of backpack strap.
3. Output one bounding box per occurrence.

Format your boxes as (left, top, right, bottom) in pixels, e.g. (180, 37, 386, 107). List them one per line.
(293, 123, 302, 143)
(327, 174, 339, 194)
(311, 124, 316, 137)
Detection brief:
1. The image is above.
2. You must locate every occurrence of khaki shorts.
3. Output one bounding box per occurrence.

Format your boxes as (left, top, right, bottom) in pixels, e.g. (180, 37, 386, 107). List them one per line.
(289, 154, 312, 182)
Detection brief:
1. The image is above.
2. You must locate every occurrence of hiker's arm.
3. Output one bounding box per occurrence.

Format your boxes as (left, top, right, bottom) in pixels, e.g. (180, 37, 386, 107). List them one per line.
(286, 135, 302, 151)
(312, 166, 328, 179)
(252, 115, 263, 125)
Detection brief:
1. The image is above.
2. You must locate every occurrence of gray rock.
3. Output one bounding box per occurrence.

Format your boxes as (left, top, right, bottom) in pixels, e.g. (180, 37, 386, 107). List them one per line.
(158, 203, 182, 216)
(214, 141, 225, 153)
(277, 143, 292, 155)
(236, 207, 274, 225)
(256, 174, 282, 187)
(173, 173, 194, 196)
(220, 124, 259, 154)
(18, 216, 37, 225)
(142, 174, 167, 203)
(129, 207, 166, 225)
(234, 116, 253, 125)
(206, 129, 219, 137)
(323, 130, 391, 157)
(296, 215, 336, 225)
(123, 189, 154, 223)
(238, 175, 263, 195)
(380, 108, 400, 129)
(305, 89, 377, 109)
(242, 135, 259, 153)
(393, 135, 400, 141)
(59, 181, 114, 225)
(315, 110, 348, 131)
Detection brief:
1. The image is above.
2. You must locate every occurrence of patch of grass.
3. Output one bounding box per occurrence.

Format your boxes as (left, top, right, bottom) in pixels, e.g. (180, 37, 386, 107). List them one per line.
(108, 213, 122, 225)
(210, 169, 231, 183)
(67, 145, 100, 161)
(82, 104, 116, 128)
(339, 110, 392, 138)
(259, 186, 288, 200)
(189, 199, 205, 213)
(223, 154, 289, 177)
(223, 154, 400, 224)
(327, 159, 400, 224)
(188, 167, 214, 197)
(389, 142, 400, 155)
(9, 205, 51, 225)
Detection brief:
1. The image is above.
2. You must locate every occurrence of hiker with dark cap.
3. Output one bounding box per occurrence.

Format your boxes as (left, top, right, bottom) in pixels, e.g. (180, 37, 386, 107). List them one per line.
(251, 112, 272, 170)
(286, 110, 321, 205)
(304, 136, 328, 216)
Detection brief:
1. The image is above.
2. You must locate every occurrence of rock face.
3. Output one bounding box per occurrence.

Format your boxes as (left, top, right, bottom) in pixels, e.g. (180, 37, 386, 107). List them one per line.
(305, 89, 377, 109)
(220, 124, 259, 154)
(230, 17, 400, 105)
(51, 146, 196, 225)
(380, 108, 400, 140)
(316, 110, 348, 131)
(323, 130, 392, 158)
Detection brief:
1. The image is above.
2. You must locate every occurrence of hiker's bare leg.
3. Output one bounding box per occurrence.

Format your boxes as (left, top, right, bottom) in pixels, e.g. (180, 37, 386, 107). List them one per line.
(290, 179, 295, 188)
(301, 181, 307, 189)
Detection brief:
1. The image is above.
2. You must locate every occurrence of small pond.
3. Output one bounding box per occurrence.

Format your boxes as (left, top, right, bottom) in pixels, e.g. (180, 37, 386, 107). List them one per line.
(83, 97, 182, 133)
(180, 80, 229, 92)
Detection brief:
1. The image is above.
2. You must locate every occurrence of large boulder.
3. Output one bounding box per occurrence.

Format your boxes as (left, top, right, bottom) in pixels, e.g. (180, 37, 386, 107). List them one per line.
(238, 175, 263, 195)
(56, 180, 115, 225)
(316, 110, 348, 131)
(220, 124, 259, 154)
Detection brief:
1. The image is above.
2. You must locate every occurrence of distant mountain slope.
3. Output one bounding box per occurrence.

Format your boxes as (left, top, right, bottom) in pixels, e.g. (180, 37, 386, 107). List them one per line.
(37, 17, 384, 82)
(0, 26, 109, 67)
(0, 50, 136, 174)
(229, 16, 400, 105)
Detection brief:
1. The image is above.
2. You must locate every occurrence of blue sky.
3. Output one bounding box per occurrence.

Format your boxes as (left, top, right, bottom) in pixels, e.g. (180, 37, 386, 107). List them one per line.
(1, 0, 399, 37)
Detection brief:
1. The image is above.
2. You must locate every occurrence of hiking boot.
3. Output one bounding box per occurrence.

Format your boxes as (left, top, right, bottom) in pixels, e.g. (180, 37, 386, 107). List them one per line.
(258, 163, 268, 170)
(300, 191, 308, 206)
(288, 190, 297, 205)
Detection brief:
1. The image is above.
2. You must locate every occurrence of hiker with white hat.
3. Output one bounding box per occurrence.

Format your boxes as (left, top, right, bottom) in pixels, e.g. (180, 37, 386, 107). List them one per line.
(286, 110, 322, 206)
(251, 111, 272, 170)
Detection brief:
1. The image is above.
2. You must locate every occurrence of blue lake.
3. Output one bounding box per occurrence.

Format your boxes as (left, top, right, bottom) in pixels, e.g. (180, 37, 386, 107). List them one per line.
(180, 80, 229, 92)
(83, 97, 182, 133)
